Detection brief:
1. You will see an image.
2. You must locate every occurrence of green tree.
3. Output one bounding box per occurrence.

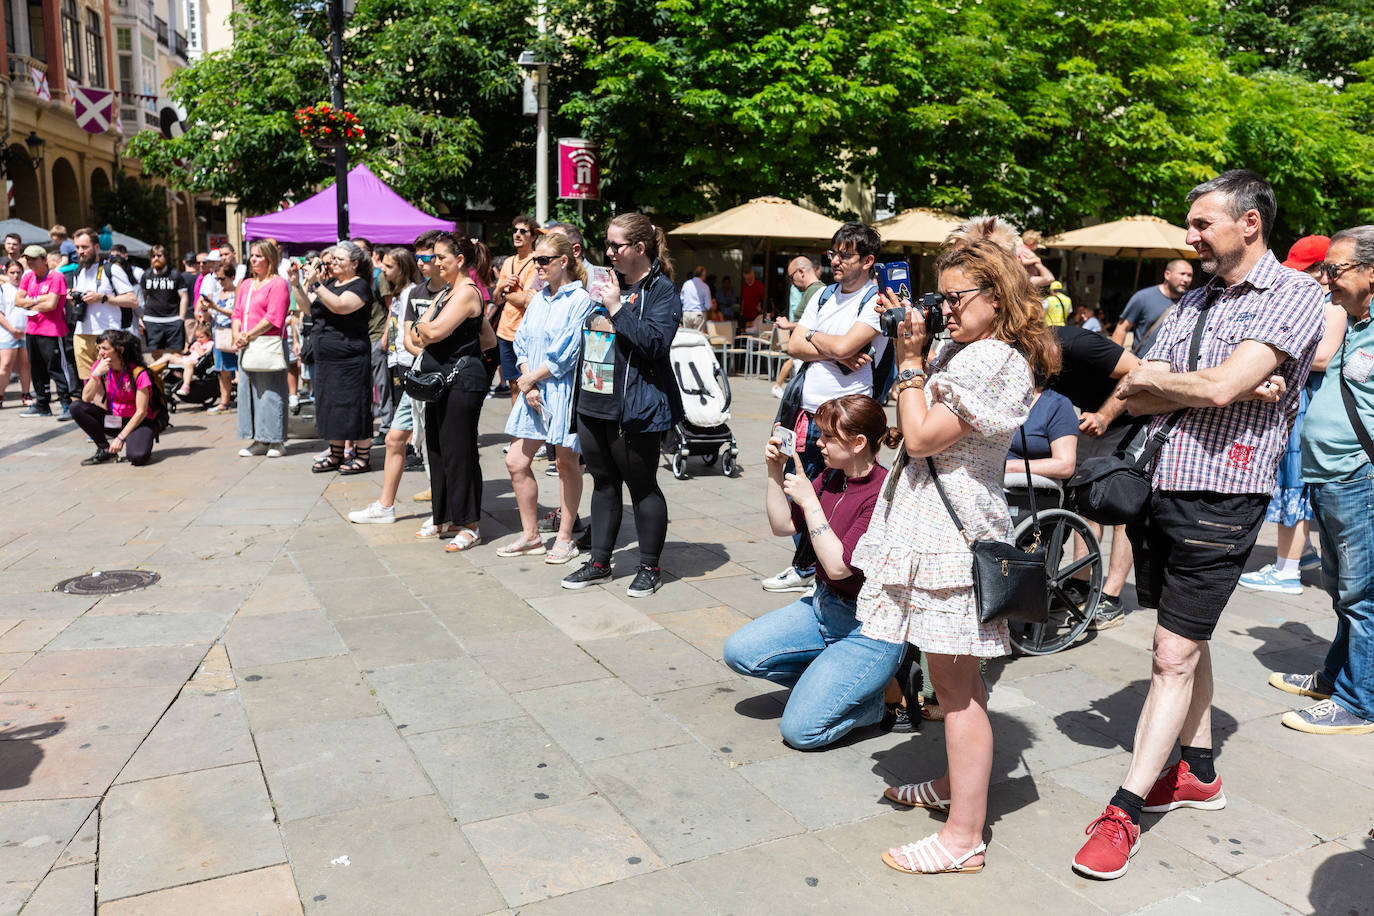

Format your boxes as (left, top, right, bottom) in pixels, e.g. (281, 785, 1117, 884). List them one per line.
(128, 0, 533, 216)
(93, 175, 174, 249)
(1219, 0, 1374, 83)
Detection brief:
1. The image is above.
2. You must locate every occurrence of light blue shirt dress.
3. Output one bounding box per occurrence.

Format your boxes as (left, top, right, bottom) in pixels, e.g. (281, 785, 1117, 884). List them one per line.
(505, 280, 594, 449)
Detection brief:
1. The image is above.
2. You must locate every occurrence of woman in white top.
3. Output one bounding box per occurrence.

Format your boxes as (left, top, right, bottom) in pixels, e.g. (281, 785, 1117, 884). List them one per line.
(0, 258, 32, 408)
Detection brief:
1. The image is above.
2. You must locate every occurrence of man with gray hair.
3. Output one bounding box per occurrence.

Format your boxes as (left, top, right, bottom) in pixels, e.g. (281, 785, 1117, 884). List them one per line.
(1268, 224, 1374, 736)
(772, 256, 824, 397)
(1072, 170, 1326, 880)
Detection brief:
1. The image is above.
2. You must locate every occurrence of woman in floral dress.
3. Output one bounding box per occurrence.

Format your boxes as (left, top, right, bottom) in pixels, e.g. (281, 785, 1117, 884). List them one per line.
(855, 239, 1060, 876)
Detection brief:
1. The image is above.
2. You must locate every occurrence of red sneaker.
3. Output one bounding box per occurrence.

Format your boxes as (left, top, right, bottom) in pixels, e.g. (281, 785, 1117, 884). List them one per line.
(1142, 760, 1226, 813)
(1072, 805, 1140, 880)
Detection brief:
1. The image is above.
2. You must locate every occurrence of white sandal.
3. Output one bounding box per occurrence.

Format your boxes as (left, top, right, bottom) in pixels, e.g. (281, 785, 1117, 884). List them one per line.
(882, 834, 986, 875)
(497, 535, 546, 557)
(445, 527, 481, 552)
(883, 780, 951, 813)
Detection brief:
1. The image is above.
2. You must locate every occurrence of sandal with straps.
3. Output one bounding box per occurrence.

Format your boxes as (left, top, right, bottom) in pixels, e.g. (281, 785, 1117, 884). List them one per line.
(444, 527, 482, 552)
(312, 455, 343, 473)
(338, 456, 371, 475)
(882, 834, 986, 875)
(883, 780, 951, 813)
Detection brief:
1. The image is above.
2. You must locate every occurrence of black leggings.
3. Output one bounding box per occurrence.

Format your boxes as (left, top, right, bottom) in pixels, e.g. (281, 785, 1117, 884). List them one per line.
(577, 414, 668, 567)
(425, 387, 485, 527)
(27, 334, 74, 410)
(69, 400, 154, 465)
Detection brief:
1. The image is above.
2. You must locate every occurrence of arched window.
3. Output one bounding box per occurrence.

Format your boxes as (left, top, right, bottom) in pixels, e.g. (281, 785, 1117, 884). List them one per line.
(61, 0, 82, 83)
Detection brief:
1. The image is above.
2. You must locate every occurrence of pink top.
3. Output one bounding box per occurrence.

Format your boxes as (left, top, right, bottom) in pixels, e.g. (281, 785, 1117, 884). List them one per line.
(103, 366, 154, 419)
(20, 271, 69, 337)
(232, 275, 290, 337)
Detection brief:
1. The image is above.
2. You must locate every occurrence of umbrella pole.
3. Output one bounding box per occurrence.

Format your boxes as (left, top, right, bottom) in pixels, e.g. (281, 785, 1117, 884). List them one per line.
(1133, 254, 1143, 289)
(763, 238, 772, 320)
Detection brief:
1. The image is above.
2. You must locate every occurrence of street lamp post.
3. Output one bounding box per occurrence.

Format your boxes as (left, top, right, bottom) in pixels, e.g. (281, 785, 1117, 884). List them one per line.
(517, 49, 550, 226)
(327, 0, 355, 242)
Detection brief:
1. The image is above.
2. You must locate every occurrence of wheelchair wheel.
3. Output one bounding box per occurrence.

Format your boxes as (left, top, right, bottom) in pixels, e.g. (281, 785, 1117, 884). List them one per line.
(1008, 508, 1102, 656)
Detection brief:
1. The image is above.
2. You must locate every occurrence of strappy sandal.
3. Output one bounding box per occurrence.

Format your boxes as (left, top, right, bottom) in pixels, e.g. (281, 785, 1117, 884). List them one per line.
(415, 519, 461, 539)
(497, 535, 546, 557)
(338, 456, 371, 475)
(313, 444, 346, 473)
(882, 835, 986, 875)
(444, 527, 482, 552)
(883, 781, 951, 812)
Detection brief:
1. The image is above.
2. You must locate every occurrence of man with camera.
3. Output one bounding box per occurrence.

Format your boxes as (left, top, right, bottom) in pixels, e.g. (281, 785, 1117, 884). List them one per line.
(69, 228, 138, 382)
(763, 222, 886, 594)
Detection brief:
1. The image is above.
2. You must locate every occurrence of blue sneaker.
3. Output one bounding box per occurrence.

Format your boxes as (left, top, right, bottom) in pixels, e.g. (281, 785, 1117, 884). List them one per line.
(1299, 550, 1321, 571)
(1281, 699, 1374, 735)
(19, 405, 52, 418)
(56, 405, 72, 422)
(1237, 565, 1302, 595)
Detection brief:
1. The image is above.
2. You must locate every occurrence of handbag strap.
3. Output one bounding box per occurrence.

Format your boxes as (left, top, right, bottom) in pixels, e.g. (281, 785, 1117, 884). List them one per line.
(926, 428, 1038, 546)
(1339, 338, 1374, 465)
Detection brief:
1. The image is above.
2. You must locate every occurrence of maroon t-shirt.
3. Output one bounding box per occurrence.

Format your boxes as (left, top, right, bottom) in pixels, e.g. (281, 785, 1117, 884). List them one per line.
(790, 464, 888, 601)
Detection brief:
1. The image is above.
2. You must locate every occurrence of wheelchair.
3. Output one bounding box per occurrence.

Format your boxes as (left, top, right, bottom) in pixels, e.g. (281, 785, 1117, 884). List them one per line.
(1002, 472, 1104, 655)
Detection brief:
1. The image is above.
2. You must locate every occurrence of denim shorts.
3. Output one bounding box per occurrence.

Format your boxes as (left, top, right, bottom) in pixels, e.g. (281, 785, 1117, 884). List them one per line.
(497, 339, 519, 385)
(214, 348, 238, 372)
(0, 339, 21, 350)
(392, 392, 415, 432)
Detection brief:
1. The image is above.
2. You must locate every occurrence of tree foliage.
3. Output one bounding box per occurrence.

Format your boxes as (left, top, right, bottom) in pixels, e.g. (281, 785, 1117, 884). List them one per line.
(129, 0, 1374, 243)
(93, 175, 174, 249)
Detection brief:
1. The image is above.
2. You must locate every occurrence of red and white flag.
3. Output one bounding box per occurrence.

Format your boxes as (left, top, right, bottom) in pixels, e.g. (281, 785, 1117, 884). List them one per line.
(29, 66, 50, 102)
(71, 86, 116, 134)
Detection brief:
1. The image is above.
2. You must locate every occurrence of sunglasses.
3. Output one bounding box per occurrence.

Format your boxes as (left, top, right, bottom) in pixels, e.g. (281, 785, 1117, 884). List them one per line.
(532, 255, 560, 266)
(825, 249, 860, 263)
(416, 254, 436, 263)
(513, 227, 531, 235)
(1321, 261, 1368, 281)
(938, 287, 990, 308)
(605, 240, 634, 253)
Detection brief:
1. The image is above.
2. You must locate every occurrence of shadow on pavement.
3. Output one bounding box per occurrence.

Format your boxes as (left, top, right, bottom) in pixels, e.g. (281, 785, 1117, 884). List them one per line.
(0, 722, 66, 790)
(1308, 833, 1374, 915)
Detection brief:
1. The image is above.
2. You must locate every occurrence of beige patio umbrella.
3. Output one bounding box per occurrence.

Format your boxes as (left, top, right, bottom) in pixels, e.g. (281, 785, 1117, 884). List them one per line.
(875, 208, 965, 250)
(670, 196, 843, 310)
(1043, 215, 1196, 286)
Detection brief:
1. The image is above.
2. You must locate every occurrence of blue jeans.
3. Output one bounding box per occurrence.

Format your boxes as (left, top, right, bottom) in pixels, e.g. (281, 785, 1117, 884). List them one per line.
(1310, 464, 1374, 721)
(722, 583, 905, 749)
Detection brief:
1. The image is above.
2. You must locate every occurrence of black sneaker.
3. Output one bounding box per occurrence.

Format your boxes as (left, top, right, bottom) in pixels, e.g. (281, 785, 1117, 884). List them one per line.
(626, 565, 662, 598)
(561, 559, 613, 590)
(1063, 579, 1090, 606)
(81, 448, 113, 466)
(404, 446, 425, 471)
(545, 463, 559, 477)
(1089, 594, 1125, 630)
(882, 703, 917, 733)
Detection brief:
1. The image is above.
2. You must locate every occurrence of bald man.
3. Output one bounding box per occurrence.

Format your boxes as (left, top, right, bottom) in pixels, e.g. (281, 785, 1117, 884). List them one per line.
(772, 256, 825, 397)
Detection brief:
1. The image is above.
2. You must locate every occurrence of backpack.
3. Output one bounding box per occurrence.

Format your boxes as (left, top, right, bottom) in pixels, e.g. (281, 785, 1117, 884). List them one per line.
(132, 365, 172, 440)
(811, 283, 893, 403)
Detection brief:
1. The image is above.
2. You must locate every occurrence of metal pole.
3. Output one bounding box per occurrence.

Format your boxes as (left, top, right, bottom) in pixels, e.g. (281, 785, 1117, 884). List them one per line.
(534, 0, 548, 225)
(329, 0, 349, 242)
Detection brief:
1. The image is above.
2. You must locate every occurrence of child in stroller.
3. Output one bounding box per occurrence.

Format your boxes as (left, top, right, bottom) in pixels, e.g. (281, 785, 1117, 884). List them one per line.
(152, 321, 218, 408)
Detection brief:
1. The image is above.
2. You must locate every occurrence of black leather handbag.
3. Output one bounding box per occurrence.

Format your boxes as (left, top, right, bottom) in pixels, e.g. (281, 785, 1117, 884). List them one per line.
(927, 430, 1049, 625)
(401, 293, 452, 403)
(1067, 301, 1212, 525)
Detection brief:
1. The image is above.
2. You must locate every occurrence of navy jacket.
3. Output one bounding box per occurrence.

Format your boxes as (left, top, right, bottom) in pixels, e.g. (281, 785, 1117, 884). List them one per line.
(572, 261, 684, 434)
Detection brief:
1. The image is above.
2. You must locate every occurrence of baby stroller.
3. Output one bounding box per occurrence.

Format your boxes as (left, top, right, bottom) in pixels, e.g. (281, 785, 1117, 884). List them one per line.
(663, 327, 740, 479)
(163, 350, 219, 411)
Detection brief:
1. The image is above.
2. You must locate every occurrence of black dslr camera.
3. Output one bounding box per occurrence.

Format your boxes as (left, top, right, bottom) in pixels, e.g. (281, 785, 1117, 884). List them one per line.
(65, 288, 88, 325)
(876, 261, 946, 339)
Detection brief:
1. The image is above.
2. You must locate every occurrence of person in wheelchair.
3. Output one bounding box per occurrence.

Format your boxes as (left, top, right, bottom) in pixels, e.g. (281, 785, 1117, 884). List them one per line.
(1004, 381, 1079, 515)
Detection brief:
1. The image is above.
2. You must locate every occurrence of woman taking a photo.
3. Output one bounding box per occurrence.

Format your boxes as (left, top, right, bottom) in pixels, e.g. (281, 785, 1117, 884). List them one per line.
(561, 213, 683, 598)
(498, 233, 595, 562)
(293, 242, 373, 474)
(410, 233, 494, 552)
(233, 240, 291, 458)
(70, 330, 161, 466)
(723, 394, 899, 749)
(855, 239, 1057, 876)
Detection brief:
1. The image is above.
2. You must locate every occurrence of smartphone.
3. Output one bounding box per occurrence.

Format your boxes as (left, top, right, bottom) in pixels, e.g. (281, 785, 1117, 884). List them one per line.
(773, 424, 797, 457)
(877, 261, 913, 303)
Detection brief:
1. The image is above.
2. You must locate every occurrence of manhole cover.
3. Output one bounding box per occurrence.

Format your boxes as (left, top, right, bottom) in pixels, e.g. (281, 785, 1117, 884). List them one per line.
(54, 569, 161, 595)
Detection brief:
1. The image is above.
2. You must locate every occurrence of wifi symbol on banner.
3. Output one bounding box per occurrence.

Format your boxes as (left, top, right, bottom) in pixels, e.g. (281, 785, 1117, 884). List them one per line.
(569, 149, 596, 186)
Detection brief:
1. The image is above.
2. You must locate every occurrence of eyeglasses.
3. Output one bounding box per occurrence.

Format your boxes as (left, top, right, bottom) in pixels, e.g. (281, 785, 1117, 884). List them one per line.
(825, 249, 860, 263)
(1321, 261, 1369, 281)
(939, 287, 990, 308)
(416, 254, 436, 263)
(532, 255, 559, 266)
(512, 227, 531, 235)
(606, 240, 633, 253)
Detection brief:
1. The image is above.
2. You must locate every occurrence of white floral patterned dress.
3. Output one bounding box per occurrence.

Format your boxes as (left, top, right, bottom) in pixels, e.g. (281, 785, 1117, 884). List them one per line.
(852, 338, 1034, 657)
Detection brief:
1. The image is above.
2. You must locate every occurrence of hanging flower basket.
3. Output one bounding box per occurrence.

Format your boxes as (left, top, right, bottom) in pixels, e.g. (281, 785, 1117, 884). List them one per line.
(295, 103, 364, 149)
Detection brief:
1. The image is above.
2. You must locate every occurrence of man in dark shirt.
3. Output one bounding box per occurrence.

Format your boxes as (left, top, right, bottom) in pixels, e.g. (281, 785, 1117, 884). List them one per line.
(1049, 325, 1140, 627)
(1113, 260, 1193, 356)
(141, 246, 188, 359)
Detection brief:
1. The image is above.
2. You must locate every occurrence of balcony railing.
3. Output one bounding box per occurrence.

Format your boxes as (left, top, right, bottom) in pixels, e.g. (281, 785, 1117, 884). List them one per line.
(172, 31, 188, 60)
(155, 17, 168, 46)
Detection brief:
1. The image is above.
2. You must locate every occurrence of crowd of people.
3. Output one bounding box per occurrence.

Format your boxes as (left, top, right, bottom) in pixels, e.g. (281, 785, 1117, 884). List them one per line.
(4, 170, 1371, 881)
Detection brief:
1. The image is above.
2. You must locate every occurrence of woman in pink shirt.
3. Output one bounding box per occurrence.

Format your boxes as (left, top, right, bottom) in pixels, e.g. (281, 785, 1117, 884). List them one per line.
(70, 330, 159, 466)
(232, 240, 291, 457)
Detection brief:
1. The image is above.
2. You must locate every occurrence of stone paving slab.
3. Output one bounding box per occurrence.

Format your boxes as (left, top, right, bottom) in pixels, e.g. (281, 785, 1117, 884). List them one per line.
(224, 609, 347, 669)
(114, 689, 256, 784)
(21, 861, 94, 916)
(366, 657, 520, 734)
(236, 656, 382, 732)
(517, 678, 692, 763)
(580, 628, 731, 696)
(98, 864, 303, 916)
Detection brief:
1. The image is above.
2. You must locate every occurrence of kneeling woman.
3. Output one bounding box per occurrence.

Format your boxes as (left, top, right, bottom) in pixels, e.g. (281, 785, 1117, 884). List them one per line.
(722, 394, 901, 749)
(71, 330, 161, 466)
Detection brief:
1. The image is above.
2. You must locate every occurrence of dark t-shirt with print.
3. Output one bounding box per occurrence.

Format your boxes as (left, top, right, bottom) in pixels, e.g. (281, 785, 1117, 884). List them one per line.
(141, 267, 183, 319)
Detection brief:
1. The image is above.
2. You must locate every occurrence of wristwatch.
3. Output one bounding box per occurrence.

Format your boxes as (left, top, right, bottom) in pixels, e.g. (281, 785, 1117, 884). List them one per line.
(806, 328, 818, 343)
(896, 367, 926, 391)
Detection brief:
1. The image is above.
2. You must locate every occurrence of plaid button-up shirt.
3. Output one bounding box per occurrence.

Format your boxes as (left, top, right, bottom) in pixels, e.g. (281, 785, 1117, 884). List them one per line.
(1144, 250, 1326, 494)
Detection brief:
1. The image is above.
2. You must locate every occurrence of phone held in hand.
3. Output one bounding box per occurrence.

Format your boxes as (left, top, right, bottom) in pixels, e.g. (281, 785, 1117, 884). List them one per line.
(586, 266, 614, 304)
(876, 261, 913, 303)
(773, 423, 797, 457)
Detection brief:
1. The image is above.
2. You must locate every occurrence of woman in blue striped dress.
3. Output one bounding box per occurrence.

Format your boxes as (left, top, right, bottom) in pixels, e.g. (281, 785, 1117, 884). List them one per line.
(498, 233, 595, 563)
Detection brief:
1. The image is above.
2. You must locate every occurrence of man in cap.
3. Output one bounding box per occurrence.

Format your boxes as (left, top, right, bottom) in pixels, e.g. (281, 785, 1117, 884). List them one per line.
(16, 244, 74, 419)
(1044, 280, 1073, 327)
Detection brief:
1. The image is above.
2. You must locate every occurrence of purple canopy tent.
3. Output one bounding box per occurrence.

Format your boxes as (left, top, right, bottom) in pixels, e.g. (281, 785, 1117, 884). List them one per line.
(243, 164, 454, 246)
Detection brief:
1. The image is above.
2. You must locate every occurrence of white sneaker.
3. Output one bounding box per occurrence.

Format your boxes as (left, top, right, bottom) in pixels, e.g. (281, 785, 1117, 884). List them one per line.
(288, 394, 300, 410)
(771, 385, 785, 399)
(349, 501, 396, 525)
(238, 441, 268, 457)
(762, 566, 815, 593)
(1237, 565, 1302, 595)
(265, 444, 284, 458)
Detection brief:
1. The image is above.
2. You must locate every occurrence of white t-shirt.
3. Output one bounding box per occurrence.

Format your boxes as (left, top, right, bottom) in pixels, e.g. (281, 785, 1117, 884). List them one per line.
(680, 276, 710, 313)
(797, 282, 885, 414)
(0, 283, 29, 345)
(72, 261, 137, 335)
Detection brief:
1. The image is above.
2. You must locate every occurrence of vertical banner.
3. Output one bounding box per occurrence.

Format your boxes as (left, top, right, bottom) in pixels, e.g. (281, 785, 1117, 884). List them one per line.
(557, 138, 600, 200)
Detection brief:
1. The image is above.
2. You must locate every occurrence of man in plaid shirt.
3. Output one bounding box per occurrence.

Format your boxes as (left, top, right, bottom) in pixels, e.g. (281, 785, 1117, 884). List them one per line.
(1072, 171, 1326, 880)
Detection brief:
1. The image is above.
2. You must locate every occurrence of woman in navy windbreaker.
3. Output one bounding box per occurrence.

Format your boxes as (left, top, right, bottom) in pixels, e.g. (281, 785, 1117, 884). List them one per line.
(562, 213, 684, 598)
